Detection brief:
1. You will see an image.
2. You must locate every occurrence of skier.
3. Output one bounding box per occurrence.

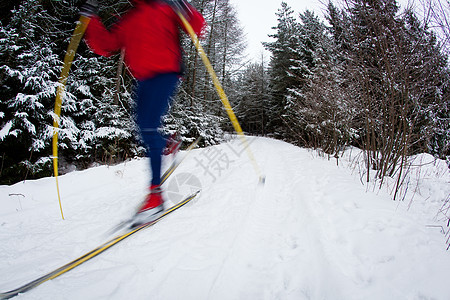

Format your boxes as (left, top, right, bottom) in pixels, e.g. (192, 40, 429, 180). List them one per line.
(80, 0, 206, 223)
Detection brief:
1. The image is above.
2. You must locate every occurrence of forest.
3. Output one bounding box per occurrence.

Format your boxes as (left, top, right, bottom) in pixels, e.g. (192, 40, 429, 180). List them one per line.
(0, 0, 449, 192)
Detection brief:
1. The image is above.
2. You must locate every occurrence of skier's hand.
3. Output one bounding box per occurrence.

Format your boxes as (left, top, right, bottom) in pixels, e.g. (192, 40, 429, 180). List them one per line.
(163, 0, 192, 16)
(80, 0, 98, 17)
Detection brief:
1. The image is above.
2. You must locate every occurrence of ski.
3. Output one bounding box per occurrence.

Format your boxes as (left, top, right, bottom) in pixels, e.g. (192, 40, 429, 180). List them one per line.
(0, 191, 200, 300)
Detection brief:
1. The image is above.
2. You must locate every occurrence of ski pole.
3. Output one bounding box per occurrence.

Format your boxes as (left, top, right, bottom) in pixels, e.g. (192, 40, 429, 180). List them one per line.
(52, 15, 92, 220)
(177, 11, 265, 185)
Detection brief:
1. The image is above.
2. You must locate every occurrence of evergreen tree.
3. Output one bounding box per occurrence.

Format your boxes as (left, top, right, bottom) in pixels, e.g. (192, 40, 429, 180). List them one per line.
(0, 0, 139, 183)
(163, 92, 225, 146)
(285, 10, 354, 154)
(0, 0, 61, 183)
(233, 60, 270, 135)
(263, 2, 300, 137)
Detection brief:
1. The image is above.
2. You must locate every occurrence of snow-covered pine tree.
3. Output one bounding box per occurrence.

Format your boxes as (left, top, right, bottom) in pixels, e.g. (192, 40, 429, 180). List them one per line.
(65, 53, 138, 168)
(163, 90, 225, 147)
(0, 0, 140, 183)
(62, 0, 141, 168)
(263, 2, 301, 138)
(284, 10, 355, 155)
(0, 0, 62, 183)
(233, 61, 270, 135)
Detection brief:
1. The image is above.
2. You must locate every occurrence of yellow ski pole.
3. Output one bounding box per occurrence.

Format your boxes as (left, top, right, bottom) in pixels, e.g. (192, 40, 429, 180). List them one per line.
(52, 15, 91, 220)
(177, 12, 265, 184)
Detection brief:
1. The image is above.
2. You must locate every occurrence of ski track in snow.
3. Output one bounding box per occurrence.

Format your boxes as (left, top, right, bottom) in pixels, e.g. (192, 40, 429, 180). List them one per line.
(0, 137, 449, 300)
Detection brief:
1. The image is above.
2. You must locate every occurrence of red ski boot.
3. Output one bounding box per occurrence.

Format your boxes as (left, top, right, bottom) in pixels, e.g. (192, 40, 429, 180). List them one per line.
(163, 133, 181, 156)
(134, 185, 164, 225)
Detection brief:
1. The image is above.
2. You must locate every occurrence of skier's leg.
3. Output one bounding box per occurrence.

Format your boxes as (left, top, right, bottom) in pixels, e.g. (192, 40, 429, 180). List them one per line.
(136, 73, 180, 186)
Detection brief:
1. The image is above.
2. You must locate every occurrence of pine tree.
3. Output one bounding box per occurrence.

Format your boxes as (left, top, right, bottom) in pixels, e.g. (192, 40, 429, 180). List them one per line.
(263, 2, 300, 137)
(284, 10, 354, 154)
(0, 0, 140, 183)
(163, 94, 225, 146)
(233, 60, 270, 135)
(0, 0, 62, 183)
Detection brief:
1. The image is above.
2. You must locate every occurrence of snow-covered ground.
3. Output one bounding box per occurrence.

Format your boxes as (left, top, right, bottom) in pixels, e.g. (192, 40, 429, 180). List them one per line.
(1, 137, 449, 299)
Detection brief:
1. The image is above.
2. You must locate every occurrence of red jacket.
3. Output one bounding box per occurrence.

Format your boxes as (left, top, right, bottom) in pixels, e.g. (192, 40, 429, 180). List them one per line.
(85, 0, 206, 80)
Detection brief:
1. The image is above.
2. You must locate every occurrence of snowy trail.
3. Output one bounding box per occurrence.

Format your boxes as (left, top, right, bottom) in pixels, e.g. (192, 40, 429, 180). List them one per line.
(1, 137, 449, 299)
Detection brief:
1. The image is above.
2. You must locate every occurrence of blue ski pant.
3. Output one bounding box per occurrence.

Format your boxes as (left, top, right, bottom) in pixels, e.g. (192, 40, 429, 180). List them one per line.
(136, 73, 179, 186)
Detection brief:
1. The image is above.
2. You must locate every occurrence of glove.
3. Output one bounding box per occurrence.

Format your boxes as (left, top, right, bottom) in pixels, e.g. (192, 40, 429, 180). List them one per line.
(80, 0, 98, 17)
(163, 0, 192, 16)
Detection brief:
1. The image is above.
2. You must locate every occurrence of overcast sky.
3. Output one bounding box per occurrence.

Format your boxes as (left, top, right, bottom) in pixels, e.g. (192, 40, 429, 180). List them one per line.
(229, 0, 327, 61)
(229, 0, 413, 62)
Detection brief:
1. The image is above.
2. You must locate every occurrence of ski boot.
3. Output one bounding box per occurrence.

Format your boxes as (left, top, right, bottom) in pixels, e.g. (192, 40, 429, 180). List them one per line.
(133, 185, 164, 226)
(163, 132, 182, 156)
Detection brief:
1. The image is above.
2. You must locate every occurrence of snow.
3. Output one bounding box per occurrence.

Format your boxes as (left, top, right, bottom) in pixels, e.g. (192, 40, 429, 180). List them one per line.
(1, 137, 449, 299)
(0, 121, 13, 141)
